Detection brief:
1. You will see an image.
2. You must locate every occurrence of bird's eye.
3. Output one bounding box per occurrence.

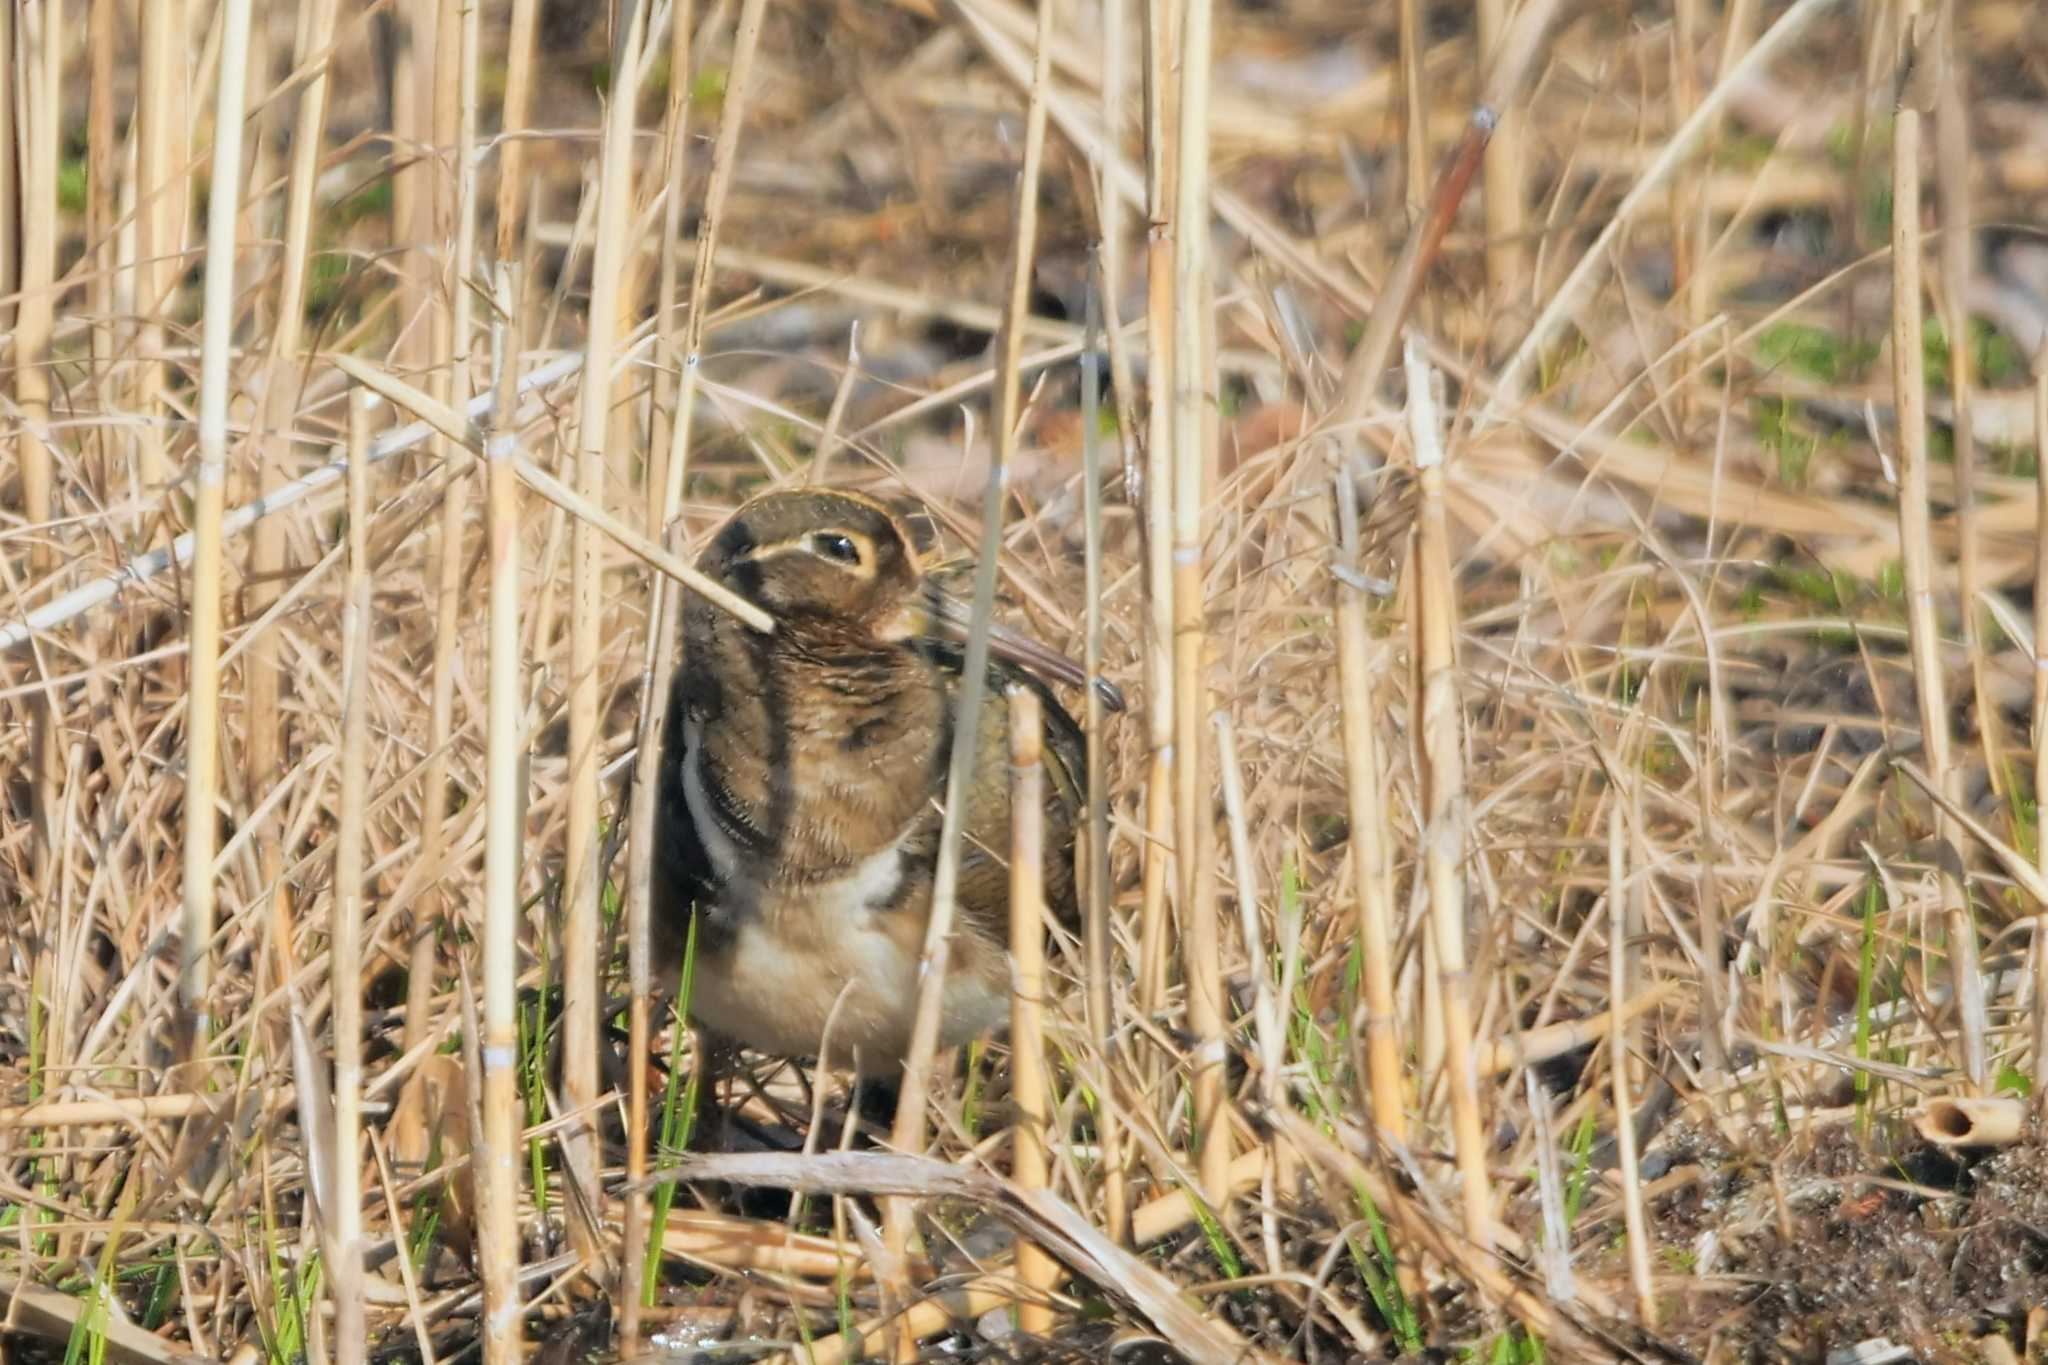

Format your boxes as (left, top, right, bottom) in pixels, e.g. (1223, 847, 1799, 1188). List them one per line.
(813, 532, 861, 565)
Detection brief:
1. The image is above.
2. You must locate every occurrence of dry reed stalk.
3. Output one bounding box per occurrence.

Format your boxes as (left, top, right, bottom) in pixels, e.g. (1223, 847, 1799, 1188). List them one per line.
(502, 460, 768, 627)
(1475, 0, 1526, 329)
(1212, 714, 1278, 1098)
(1893, 761, 2048, 908)
(1691, 704, 1732, 1078)
(643, 0, 697, 511)
(321, 371, 771, 605)
(1094, 0, 1142, 485)
(1332, 470, 1406, 1142)
(1888, 1, 1986, 1091)
(1914, 1094, 2028, 1148)
(624, 0, 701, 1334)
(132, 0, 184, 491)
(1606, 800, 1656, 1325)
(406, 0, 483, 1069)
(13, 0, 57, 938)
(1136, 0, 1178, 1023)
(1169, 0, 1230, 1208)
(368, 1131, 440, 1365)
(1397, 0, 1427, 220)
(1080, 259, 1127, 1244)
(392, 0, 437, 378)
(654, 0, 767, 525)
(1691, 0, 1756, 338)
(1330, 0, 1553, 434)
(478, 273, 528, 1363)
(18, 0, 75, 1225)
(1213, 712, 1290, 1270)
(1402, 337, 1491, 1253)
(792, 1277, 1018, 1365)
(1477, 0, 1835, 432)
(634, 0, 773, 1309)
(331, 390, 376, 1365)
(669, 1151, 1257, 1359)
(493, 0, 541, 269)
(622, 0, 729, 1326)
(2035, 361, 2048, 1118)
(248, 0, 340, 1078)
(563, 1, 654, 1273)
(1007, 688, 1057, 1335)
(1279, 1112, 1594, 1344)
(0, 4, 14, 341)
(180, 0, 254, 1068)
(1934, 4, 1997, 789)
(1669, 0, 1702, 431)
(0, 1092, 244, 1128)
(883, 0, 1057, 1323)
(1, 351, 586, 654)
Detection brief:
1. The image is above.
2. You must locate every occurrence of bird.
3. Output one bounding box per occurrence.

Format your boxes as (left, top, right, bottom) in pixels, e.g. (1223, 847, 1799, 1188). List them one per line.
(650, 487, 1113, 1076)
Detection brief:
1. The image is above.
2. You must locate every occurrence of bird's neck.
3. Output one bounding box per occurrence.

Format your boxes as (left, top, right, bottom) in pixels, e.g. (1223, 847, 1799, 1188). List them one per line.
(684, 622, 946, 878)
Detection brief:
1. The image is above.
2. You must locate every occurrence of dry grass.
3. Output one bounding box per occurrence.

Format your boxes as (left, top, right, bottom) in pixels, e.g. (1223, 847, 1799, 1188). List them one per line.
(5, 0, 2048, 1360)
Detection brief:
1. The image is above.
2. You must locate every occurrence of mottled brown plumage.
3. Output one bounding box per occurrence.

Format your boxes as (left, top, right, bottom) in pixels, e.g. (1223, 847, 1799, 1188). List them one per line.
(651, 488, 1096, 1074)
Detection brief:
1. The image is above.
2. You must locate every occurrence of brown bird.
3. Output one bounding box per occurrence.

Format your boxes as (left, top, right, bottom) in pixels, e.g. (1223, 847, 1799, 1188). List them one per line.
(651, 488, 1111, 1074)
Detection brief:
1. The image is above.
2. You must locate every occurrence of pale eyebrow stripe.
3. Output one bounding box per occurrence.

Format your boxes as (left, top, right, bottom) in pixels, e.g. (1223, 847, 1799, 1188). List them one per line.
(738, 530, 880, 578)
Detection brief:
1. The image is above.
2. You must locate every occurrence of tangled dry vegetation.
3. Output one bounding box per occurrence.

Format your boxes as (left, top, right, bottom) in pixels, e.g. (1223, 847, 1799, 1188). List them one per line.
(4, 0, 2048, 1361)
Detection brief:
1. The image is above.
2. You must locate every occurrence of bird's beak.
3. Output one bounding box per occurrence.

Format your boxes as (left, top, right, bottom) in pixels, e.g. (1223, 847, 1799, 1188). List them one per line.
(921, 587, 1127, 714)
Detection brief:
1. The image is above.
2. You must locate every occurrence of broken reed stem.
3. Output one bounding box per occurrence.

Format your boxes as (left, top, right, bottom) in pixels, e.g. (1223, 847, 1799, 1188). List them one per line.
(478, 271, 527, 1364)
(884, 0, 1057, 1314)
(1606, 800, 1657, 1325)
(562, 0, 653, 1269)
(331, 391, 375, 1365)
(182, 0, 254, 1066)
(1094, 0, 1142, 489)
(1079, 255, 1127, 1244)
(1403, 335, 1490, 1254)
(1007, 688, 1056, 1336)
(1889, 3, 1987, 1090)
(1171, 0, 1230, 1208)
(1332, 471, 1406, 1142)
(1475, 0, 1525, 329)
(1397, 0, 1427, 218)
(1136, 0, 1178, 1022)
(493, 0, 540, 267)
(2033, 361, 2048, 1118)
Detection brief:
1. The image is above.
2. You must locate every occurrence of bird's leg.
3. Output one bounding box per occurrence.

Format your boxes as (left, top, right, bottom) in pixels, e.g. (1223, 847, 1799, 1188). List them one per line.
(851, 1070, 902, 1132)
(689, 1029, 739, 1152)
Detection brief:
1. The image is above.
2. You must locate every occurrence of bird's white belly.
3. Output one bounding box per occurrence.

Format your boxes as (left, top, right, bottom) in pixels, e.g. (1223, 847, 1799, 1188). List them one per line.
(677, 717, 1008, 1068)
(689, 906, 1008, 1072)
